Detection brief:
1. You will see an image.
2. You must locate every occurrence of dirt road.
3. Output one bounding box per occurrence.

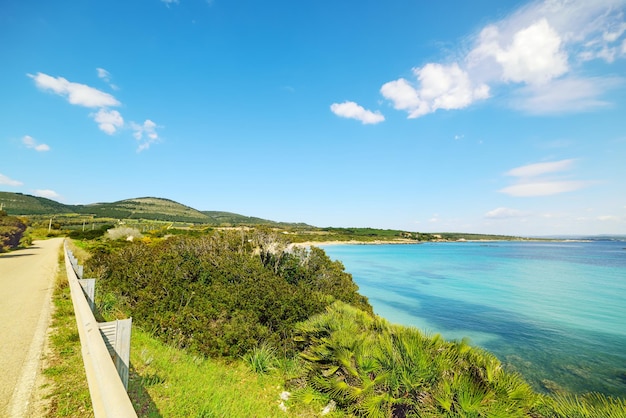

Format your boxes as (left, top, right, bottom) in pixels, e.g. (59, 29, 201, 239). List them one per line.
(0, 237, 64, 417)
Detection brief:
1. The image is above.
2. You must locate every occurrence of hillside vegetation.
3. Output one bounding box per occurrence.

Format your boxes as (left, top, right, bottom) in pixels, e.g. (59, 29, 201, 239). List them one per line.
(201, 210, 309, 227)
(1, 191, 529, 242)
(0, 192, 301, 227)
(75, 230, 626, 417)
(77, 197, 210, 223)
(0, 191, 74, 214)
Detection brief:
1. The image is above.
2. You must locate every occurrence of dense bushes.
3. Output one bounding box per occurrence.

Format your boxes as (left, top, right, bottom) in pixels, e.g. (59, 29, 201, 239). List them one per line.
(86, 231, 371, 357)
(68, 224, 113, 240)
(0, 210, 27, 252)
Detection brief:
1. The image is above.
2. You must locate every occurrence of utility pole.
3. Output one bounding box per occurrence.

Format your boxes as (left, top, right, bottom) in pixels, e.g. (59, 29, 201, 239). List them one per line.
(48, 218, 52, 233)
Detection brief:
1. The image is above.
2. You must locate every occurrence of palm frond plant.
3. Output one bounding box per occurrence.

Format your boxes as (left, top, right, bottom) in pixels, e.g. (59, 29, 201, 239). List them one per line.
(294, 301, 547, 417)
(544, 392, 626, 418)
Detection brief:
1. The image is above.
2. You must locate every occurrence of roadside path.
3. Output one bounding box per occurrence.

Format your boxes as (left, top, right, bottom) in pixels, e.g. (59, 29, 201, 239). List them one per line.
(0, 237, 64, 417)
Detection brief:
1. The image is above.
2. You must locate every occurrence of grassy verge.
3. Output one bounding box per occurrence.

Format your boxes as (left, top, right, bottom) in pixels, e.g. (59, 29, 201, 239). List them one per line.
(128, 327, 333, 417)
(42, 252, 92, 417)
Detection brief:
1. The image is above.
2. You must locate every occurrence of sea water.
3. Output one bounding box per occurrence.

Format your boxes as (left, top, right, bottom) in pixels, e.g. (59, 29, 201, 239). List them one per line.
(321, 241, 626, 397)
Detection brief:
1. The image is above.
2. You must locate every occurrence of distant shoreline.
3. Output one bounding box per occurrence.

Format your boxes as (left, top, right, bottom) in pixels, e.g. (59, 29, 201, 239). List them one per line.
(291, 239, 419, 248)
(290, 237, 586, 248)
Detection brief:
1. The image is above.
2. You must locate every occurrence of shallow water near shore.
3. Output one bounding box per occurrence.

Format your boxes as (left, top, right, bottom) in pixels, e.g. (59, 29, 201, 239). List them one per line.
(321, 241, 626, 397)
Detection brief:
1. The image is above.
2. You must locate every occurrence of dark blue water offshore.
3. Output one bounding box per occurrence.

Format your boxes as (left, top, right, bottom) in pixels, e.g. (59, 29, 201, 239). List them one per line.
(321, 241, 626, 397)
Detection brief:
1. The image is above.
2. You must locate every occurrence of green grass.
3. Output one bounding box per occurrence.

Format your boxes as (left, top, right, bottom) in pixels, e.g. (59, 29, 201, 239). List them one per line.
(242, 343, 278, 374)
(43, 253, 92, 417)
(128, 327, 334, 417)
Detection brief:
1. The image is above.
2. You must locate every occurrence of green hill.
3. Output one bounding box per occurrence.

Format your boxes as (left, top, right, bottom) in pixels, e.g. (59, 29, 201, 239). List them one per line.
(1, 192, 515, 240)
(76, 197, 211, 223)
(0, 192, 295, 226)
(0, 191, 75, 215)
(77, 198, 292, 225)
(201, 211, 309, 227)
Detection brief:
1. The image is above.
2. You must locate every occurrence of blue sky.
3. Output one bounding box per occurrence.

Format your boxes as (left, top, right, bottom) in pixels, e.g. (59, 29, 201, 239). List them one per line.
(1, 0, 625, 236)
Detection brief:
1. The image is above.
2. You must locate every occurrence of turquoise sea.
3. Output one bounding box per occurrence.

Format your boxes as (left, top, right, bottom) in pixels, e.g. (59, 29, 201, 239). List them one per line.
(321, 241, 626, 397)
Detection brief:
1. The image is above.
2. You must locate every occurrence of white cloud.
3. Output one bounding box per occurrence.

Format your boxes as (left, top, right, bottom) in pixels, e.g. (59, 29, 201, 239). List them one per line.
(22, 135, 50, 152)
(472, 19, 568, 85)
(510, 77, 619, 114)
(97, 68, 111, 82)
(485, 207, 526, 219)
(29, 70, 162, 150)
(92, 109, 124, 135)
(162, 0, 179, 5)
(28, 72, 120, 108)
(597, 215, 621, 221)
(0, 173, 23, 186)
(500, 158, 592, 196)
(469, 0, 625, 111)
(481, 0, 626, 60)
(32, 189, 60, 199)
(379, 0, 625, 118)
(506, 159, 577, 177)
(131, 119, 160, 151)
(381, 63, 489, 118)
(132, 119, 158, 140)
(330, 101, 385, 124)
(604, 22, 626, 43)
(96, 67, 119, 90)
(500, 181, 590, 197)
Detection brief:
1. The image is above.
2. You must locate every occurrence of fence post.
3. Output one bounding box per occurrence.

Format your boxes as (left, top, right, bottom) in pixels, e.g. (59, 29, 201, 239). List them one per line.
(78, 279, 96, 312)
(98, 319, 132, 390)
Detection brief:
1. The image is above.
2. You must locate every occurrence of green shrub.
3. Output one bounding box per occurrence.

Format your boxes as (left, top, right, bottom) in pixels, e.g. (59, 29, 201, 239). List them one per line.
(68, 224, 112, 240)
(86, 231, 371, 358)
(243, 343, 278, 374)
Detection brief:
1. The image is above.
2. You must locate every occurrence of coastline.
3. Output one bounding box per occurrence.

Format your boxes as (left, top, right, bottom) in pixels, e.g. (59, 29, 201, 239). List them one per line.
(289, 237, 572, 249)
(290, 239, 420, 248)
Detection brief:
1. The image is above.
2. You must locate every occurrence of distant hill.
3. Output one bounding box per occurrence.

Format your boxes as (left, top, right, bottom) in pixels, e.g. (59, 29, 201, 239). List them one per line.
(78, 199, 302, 225)
(0, 192, 297, 226)
(0, 192, 530, 240)
(201, 211, 309, 227)
(76, 197, 211, 223)
(0, 191, 75, 214)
